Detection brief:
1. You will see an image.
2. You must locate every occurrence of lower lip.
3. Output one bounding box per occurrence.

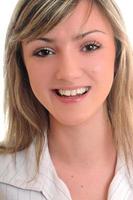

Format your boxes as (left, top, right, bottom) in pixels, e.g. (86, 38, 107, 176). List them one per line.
(52, 88, 91, 104)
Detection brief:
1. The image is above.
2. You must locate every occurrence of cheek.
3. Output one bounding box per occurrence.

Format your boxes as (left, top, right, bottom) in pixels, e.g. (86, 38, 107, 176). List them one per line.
(84, 50, 115, 99)
(26, 60, 52, 84)
(88, 64, 114, 107)
(87, 48, 115, 82)
(25, 61, 53, 100)
(92, 60, 115, 82)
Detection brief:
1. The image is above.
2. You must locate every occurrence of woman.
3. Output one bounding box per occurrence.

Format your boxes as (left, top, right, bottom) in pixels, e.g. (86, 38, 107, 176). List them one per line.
(0, 0, 133, 199)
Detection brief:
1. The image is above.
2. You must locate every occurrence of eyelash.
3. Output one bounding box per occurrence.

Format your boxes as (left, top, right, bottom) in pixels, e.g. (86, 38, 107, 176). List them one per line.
(33, 41, 102, 58)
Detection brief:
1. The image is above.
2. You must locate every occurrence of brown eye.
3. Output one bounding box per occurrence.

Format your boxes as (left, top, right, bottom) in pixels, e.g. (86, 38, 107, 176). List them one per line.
(33, 48, 55, 57)
(82, 42, 101, 52)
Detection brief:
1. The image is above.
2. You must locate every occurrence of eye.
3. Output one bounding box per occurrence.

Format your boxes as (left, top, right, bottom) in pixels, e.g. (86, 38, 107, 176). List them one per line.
(81, 41, 101, 53)
(33, 47, 55, 57)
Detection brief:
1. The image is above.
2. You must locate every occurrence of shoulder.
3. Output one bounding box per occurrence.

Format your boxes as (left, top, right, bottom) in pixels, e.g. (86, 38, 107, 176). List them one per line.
(0, 145, 45, 200)
(115, 153, 133, 188)
(0, 136, 72, 200)
(0, 142, 37, 188)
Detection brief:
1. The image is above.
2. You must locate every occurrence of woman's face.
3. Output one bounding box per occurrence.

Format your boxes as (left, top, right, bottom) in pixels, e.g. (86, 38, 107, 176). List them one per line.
(22, 0, 116, 126)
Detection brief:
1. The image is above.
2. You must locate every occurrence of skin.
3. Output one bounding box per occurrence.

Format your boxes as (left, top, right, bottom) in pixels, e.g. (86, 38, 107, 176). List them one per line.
(22, 0, 117, 198)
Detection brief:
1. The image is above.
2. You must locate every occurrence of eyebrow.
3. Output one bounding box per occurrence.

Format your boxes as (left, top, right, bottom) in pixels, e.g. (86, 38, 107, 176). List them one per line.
(36, 29, 106, 43)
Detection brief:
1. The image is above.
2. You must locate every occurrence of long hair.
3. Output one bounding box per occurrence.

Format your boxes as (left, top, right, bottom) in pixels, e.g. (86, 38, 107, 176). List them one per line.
(0, 0, 133, 174)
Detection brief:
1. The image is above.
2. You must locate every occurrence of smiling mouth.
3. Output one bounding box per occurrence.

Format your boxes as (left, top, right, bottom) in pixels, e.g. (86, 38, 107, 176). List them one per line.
(53, 86, 91, 97)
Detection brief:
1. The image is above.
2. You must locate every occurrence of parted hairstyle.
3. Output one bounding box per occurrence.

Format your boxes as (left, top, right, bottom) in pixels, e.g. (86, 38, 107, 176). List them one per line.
(0, 0, 133, 174)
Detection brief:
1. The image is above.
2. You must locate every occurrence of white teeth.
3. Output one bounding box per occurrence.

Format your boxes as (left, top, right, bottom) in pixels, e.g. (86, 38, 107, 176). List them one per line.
(58, 87, 89, 96)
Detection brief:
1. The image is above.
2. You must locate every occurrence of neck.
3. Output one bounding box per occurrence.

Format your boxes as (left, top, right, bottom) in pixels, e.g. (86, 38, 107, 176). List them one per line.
(48, 106, 116, 169)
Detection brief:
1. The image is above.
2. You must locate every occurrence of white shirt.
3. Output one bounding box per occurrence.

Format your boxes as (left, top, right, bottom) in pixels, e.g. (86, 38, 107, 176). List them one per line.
(0, 135, 133, 200)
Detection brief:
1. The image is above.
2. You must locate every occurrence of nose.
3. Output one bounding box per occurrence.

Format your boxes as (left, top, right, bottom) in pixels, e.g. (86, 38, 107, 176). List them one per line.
(55, 51, 83, 81)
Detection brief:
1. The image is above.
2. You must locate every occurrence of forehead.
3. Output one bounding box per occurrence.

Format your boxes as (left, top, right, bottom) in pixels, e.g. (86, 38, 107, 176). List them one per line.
(39, 0, 113, 40)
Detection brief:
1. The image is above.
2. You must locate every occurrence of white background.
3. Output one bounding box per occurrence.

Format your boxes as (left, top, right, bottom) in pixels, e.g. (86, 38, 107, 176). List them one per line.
(0, 1, 133, 141)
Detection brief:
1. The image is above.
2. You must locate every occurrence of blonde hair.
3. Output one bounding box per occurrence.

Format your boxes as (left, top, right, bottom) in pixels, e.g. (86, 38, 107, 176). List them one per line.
(0, 0, 133, 174)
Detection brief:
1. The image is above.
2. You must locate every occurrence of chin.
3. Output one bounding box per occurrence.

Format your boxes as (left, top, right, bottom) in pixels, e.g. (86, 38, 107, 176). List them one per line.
(55, 114, 90, 127)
